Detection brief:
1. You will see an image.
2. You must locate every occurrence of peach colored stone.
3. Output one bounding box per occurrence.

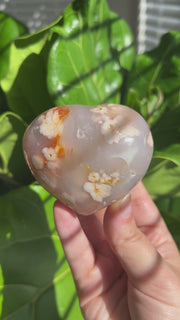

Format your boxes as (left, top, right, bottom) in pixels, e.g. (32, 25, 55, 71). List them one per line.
(23, 104, 153, 215)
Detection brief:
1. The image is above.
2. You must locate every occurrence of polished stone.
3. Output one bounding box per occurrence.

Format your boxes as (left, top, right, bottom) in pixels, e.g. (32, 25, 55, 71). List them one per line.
(23, 104, 153, 215)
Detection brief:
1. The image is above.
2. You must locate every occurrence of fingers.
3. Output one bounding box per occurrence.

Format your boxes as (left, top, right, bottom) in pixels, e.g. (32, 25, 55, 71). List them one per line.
(131, 182, 180, 263)
(53, 201, 95, 285)
(103, 195, 162, 282)
(54, 182, 180, 292)
(131, 181, 160, 227)
(78, 213, 116, 259)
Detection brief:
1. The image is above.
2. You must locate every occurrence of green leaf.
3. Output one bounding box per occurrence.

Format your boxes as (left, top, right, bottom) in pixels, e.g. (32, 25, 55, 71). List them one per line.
(0, 184, 83, 320)
(152, 104, 180, 150)
(155, 196, 180, 249)
(0, 86, 8, 114)
(126, 31, 180, 201)
(0, 112, 33, 190)
(0, 0, 134, 123)
(145, 101, 180, 195)
(2, 52, 53, 123)
(0, 12, 28, 81)
(47, 0, 134, 107)
(143, 158, 180, 199)
(0, 17, 62, 123)
(153, 144, 180, 166)
(125, 31, 180, 126)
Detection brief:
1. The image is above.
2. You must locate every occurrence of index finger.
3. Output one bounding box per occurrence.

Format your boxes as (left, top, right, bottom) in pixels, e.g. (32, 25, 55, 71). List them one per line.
(53, 201, 95, 287)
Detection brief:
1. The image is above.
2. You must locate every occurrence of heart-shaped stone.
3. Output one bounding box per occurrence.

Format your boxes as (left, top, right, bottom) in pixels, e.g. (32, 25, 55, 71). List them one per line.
(23, 104, 153, 215)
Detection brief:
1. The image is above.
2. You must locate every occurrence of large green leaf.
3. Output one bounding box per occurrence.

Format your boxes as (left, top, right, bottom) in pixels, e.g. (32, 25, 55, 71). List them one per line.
(125, 31, 180, 126)
(2, 52, 53, 123)
(0, 184, 83, 319)
(0, 12, 28, 81)
(0, 13, 27, 115)
(1, 0, 134, 124)
(47, 0, 134, 106)
(0, 17, 63, 123)
(0, 112, 33, 192)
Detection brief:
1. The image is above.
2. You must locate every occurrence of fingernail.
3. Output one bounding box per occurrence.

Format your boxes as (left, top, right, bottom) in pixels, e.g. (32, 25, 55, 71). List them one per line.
(110, 193, 131, 218)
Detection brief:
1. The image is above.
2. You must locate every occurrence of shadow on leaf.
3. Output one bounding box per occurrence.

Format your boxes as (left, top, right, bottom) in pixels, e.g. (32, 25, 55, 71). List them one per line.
(0, 185, 82, 319)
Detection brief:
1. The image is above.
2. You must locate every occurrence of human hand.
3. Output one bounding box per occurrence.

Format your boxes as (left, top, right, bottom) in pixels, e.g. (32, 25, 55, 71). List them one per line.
(53, 182, 180, 320)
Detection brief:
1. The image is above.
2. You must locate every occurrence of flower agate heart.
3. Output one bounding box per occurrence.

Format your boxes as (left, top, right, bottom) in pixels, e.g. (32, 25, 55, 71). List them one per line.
(23, 104, 153, 215)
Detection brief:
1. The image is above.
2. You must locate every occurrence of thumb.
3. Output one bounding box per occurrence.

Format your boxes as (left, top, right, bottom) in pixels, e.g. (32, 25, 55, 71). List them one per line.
(103, 194, 160, 282)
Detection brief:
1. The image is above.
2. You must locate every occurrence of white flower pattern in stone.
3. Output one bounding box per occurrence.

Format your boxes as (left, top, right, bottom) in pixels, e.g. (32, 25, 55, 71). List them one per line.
(39, 109, 63, 139)
(84, 182, 112, 202)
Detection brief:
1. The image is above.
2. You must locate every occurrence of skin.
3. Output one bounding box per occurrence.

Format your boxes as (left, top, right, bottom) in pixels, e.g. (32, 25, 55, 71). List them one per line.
(53, 182, 180, 320)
